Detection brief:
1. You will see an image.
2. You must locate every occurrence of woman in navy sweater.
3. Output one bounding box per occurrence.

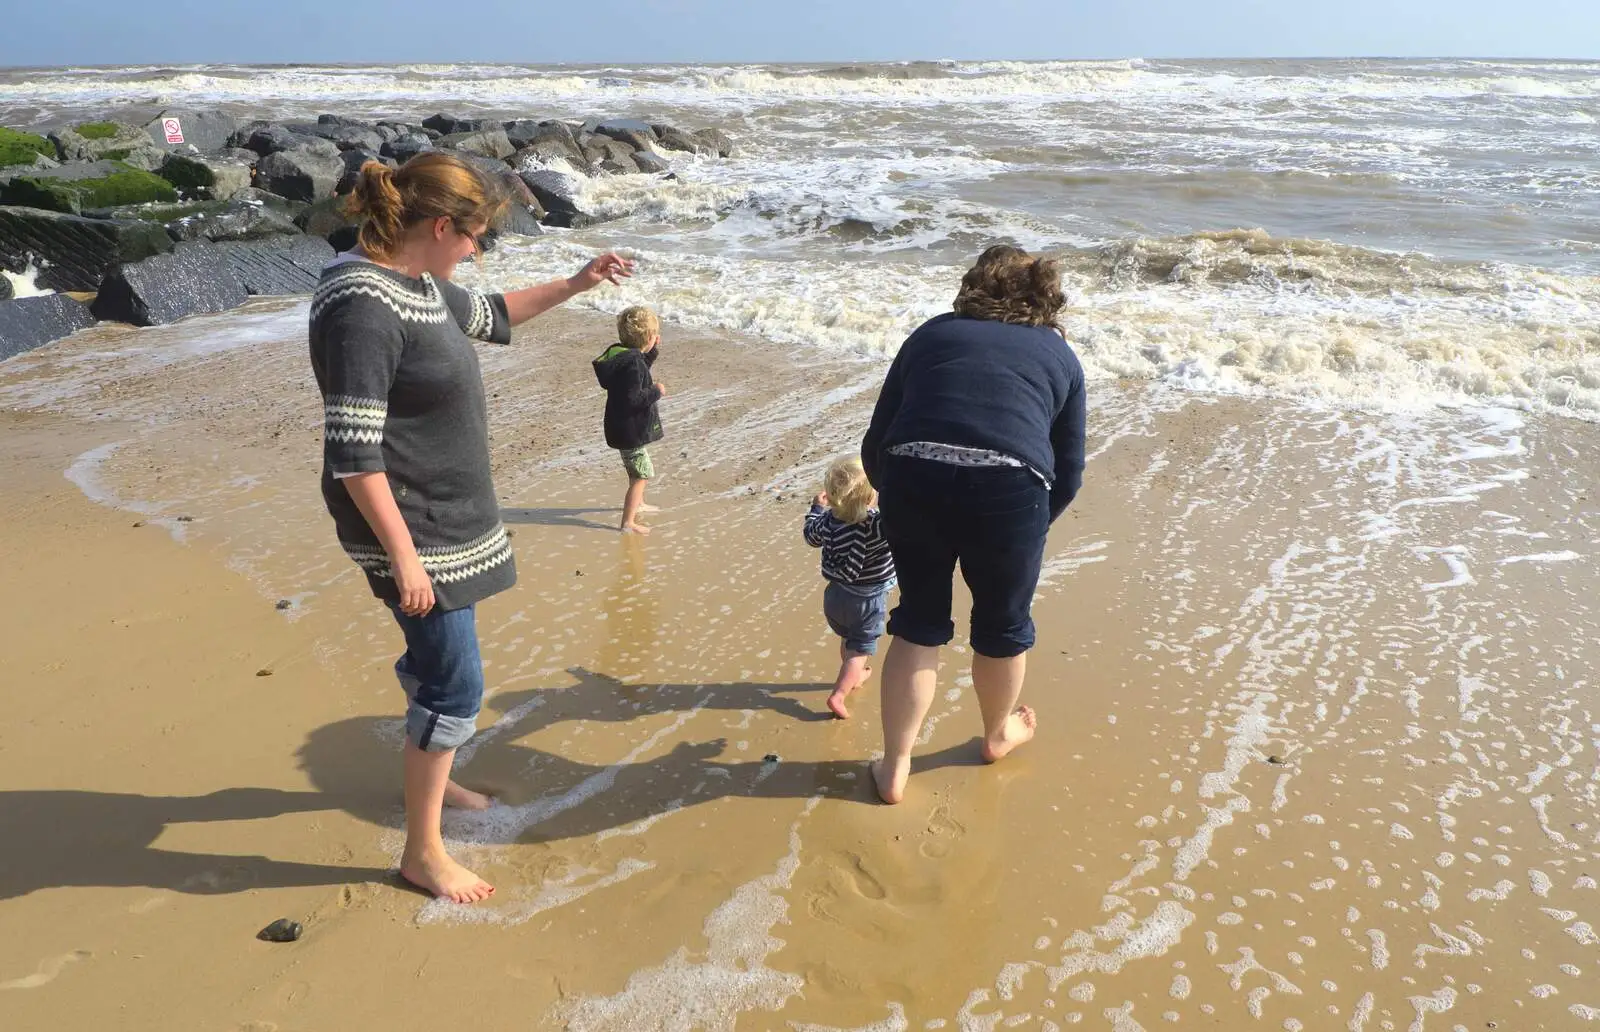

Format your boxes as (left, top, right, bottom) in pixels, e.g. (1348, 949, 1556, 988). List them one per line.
(861, 245, 1087, 803)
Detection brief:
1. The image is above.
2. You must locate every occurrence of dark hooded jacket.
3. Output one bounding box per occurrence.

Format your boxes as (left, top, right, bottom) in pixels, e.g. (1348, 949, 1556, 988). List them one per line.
(593, 342, 663, 450)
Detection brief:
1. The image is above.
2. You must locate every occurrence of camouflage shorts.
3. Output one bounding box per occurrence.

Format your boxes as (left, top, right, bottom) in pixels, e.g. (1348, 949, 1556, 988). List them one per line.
(620, 446, 654, 481)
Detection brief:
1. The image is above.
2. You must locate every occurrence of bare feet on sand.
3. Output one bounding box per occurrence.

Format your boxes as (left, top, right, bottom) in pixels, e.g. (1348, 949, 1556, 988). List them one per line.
(869, 755, 909, 805)
(399, 846, 495, 904)
(826, 665, 872, 719)
(443, 780, 493, 810)
(620, 522, 651, 535)
(981, 705, 1037, 763)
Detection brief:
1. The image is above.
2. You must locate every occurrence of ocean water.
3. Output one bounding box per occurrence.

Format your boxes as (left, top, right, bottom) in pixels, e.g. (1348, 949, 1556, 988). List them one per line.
(3, 58, 1598, 418)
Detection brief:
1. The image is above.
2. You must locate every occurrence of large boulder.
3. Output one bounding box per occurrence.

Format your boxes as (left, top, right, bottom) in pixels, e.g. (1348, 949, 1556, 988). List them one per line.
(694, 127, 736, 158)
(162, 197, 302, 242)
(451, 152, 537, 209)
(0, 151, 59, 181)
(91, 240, 250, 326)
(295, 196, 360, 241)
(508, 125, 589, 172)
(439, 129, 514, 161)
(0, 294, 97, 362)
(141, 110, 240, 156)
(50, 122, 167, 170)
(516, 167, 604, 227)
(422, 114, 487, 136)
(652, 124, 712, 155)
(493, 202, 545, 238)
(0, 161, 178, 215)
(597, 139, 640, 173)
(595, 120, 657, 153)
(575, 133, 613, 167)
(308, 123, 386, 153)
(0, 128, 57, 169)
(253, 148, 343, 202)
(156, 151, 253, 201)
(238, 124, 340, 160)
(217, 235, 335, 295)
(0, 205, 174, 292)
(381, 133, 433, 162)
(633, 151, 671, 174)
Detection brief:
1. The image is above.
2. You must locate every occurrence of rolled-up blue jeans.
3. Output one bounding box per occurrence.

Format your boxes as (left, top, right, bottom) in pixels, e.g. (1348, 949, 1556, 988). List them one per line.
(387, 602, 484, 752)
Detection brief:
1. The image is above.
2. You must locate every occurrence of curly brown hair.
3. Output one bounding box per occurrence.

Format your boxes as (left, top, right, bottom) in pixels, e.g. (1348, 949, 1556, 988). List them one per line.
(952, 244, 1065, 328)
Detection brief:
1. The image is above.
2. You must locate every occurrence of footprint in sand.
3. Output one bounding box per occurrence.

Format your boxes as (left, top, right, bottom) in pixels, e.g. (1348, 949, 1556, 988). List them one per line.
(0, 950, 92, 990)
(919, 804, 968, 858)
(128, 893, 171, 914)
(844, 853, 888, 900)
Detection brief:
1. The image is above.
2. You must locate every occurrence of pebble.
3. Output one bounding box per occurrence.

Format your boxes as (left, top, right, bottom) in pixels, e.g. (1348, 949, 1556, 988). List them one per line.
(1267, 755, 1286, 765)
(274, 599, 292, 610)
(763, 753, 780, 763)
(175, 515, 194, 523)
(132, 521, 145, 528)
(256, 669, 273, 677)
(257, 918, 302, 943)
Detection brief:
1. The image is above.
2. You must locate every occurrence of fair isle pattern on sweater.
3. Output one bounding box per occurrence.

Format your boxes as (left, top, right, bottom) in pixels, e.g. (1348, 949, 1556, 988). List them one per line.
(465, 289, 496, 340)
(309, 265, 451, 326)
(323, 394, 387, 445)
(342, 525, 514, 584)
(803, 504, 896, 588)
(309, 257, 515, 611)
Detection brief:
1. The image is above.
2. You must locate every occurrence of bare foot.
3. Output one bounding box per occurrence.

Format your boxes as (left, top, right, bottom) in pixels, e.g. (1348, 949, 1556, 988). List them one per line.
(620, 522, 651, 536)
(399, 846, 495, 904)
(869, 756, 909, 805)
(981, 705, 1037, 763)
(827, 687, 852, 720)
(443, 780, 493, 810)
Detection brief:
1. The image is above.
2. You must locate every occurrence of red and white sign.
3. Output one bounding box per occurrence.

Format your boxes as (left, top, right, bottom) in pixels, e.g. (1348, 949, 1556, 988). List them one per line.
(162, 117, 184, 144)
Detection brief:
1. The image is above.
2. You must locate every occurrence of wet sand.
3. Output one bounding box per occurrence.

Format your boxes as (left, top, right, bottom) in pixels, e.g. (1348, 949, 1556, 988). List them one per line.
(2, 300, 1599, 1031)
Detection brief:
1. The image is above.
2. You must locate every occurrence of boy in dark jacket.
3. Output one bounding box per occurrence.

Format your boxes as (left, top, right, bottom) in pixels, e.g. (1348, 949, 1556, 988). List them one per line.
(593, 306, 666, 534)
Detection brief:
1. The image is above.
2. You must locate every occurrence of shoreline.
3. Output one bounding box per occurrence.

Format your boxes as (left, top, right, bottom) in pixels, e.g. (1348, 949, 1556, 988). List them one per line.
(3, 297, 1599, 1028)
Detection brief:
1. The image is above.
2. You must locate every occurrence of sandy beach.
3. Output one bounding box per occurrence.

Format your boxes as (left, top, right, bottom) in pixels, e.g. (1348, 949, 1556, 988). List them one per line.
(1, 292, 1597, 1031)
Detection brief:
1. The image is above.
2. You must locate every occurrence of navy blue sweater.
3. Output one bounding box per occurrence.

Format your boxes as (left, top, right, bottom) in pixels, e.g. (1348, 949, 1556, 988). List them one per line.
(861, 313, 1087, 521)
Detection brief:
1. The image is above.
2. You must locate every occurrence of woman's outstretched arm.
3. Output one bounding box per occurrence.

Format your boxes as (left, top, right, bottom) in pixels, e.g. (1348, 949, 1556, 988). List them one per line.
(501, 253, 635, 325)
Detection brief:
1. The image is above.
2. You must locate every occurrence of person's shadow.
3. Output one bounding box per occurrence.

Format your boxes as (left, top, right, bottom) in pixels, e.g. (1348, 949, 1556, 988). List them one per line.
(501, 506, 620, 532)
(0, 787, 392, 902)
(296, 670, 984, 845)
(487, 667, 836, 732)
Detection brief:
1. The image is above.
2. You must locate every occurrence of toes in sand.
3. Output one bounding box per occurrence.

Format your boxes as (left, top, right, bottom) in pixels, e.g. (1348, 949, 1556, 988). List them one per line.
(400, 849, 495, 904)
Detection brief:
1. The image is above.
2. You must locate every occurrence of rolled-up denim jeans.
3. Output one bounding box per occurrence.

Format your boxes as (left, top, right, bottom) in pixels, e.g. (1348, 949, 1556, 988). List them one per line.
(387, 602, 484, 752)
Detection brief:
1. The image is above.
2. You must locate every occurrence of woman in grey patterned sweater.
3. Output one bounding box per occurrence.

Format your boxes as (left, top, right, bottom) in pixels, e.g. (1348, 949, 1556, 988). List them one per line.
(310, 152, 631, 903)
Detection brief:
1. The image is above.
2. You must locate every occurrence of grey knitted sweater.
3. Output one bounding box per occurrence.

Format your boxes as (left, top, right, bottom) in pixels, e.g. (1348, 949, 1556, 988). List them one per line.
(309, 257, 514, 611)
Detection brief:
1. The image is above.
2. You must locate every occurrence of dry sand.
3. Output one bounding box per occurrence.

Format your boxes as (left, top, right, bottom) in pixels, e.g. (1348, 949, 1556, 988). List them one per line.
(2, 297, 1598, 1031)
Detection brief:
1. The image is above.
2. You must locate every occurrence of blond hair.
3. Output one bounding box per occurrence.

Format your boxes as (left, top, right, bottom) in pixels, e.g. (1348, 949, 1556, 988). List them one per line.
(617, 306, 660, 349)
(823, 456, 874, 525)
(953, 244, 1065, 328)
(345, 152, 505, 263)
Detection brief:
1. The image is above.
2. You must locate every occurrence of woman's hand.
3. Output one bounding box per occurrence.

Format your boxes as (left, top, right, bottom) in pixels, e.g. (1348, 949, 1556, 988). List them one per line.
(394, 554, 435, 617)
(572, 253, 635, 291)
(654, 380, 667, 398)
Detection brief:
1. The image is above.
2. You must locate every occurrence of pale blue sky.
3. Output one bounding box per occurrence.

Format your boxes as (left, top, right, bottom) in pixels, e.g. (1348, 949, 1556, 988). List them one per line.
(4, 0, 1599, 66)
